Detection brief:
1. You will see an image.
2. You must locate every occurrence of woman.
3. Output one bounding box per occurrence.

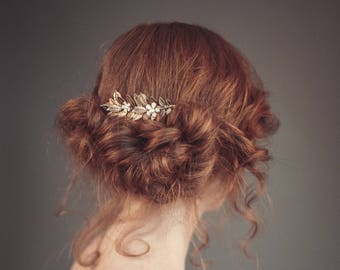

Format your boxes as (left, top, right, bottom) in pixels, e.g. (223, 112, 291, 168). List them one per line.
(55, 21, 280, 270)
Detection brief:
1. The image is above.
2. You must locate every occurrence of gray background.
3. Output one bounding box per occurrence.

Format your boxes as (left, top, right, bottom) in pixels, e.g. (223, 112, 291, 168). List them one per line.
(1, 1, 339, 269)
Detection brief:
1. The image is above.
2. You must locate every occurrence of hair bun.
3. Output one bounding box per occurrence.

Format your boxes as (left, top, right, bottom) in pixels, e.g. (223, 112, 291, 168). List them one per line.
(56, 96, 220, 204)
(94, 100, 219, 204)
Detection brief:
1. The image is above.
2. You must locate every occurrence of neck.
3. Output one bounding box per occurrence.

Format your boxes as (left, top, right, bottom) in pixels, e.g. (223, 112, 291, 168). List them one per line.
(73, 199, 198, 270)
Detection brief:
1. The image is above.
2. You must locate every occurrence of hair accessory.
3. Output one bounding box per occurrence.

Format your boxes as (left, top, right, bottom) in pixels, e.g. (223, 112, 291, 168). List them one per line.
(100, 90, 176, 121)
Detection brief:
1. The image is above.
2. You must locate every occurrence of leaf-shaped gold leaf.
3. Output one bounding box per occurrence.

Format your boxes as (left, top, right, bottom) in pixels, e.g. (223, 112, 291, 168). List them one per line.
(114, 91, 126, 104)
(131, 114, 143, 120)
(158, 97, 165, 106)
(133, 106, 147, 114)
(102, 104, 121, 112)
(112, 91, 119, 100)
(138, 93, 148, 106)
(133, 93, 143, 106)
(112, 99, 121, 106)
(111, 105, 122, 112)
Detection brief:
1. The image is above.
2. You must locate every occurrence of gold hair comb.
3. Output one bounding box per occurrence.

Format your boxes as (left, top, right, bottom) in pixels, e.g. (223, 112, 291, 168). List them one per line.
(100, 90, 176, 121)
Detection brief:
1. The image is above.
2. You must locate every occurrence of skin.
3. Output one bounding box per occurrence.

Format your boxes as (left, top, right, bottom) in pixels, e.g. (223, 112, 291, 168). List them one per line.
(71, 181, 224, 270)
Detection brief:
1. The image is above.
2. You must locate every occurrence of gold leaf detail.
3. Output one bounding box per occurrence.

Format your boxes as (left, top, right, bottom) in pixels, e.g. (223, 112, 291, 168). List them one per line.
(100, 90, 176, 121)
(133, 106, 147, 114)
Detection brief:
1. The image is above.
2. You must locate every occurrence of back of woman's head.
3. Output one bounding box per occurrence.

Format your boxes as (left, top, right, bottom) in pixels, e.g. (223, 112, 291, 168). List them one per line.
(55, 21, 280, 269)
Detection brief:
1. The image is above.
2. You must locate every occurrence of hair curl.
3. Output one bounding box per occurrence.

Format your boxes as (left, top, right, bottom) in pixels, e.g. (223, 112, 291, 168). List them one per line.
(55, 21, 280, 269)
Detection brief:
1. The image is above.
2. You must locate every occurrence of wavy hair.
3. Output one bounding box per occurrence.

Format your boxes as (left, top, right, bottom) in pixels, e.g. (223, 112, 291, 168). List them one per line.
(55, 21, 280, 269)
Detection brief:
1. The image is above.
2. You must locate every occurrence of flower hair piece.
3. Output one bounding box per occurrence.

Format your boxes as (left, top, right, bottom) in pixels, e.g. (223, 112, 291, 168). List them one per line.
(100, 90, 176, 121)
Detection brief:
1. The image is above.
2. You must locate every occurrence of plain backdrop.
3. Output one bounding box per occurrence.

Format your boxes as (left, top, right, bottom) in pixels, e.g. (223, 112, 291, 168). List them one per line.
(1, 1, 339, 270)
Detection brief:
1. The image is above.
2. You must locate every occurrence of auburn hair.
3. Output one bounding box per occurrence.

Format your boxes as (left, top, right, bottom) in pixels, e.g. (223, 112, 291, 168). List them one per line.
(55, 21, 280, 269)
